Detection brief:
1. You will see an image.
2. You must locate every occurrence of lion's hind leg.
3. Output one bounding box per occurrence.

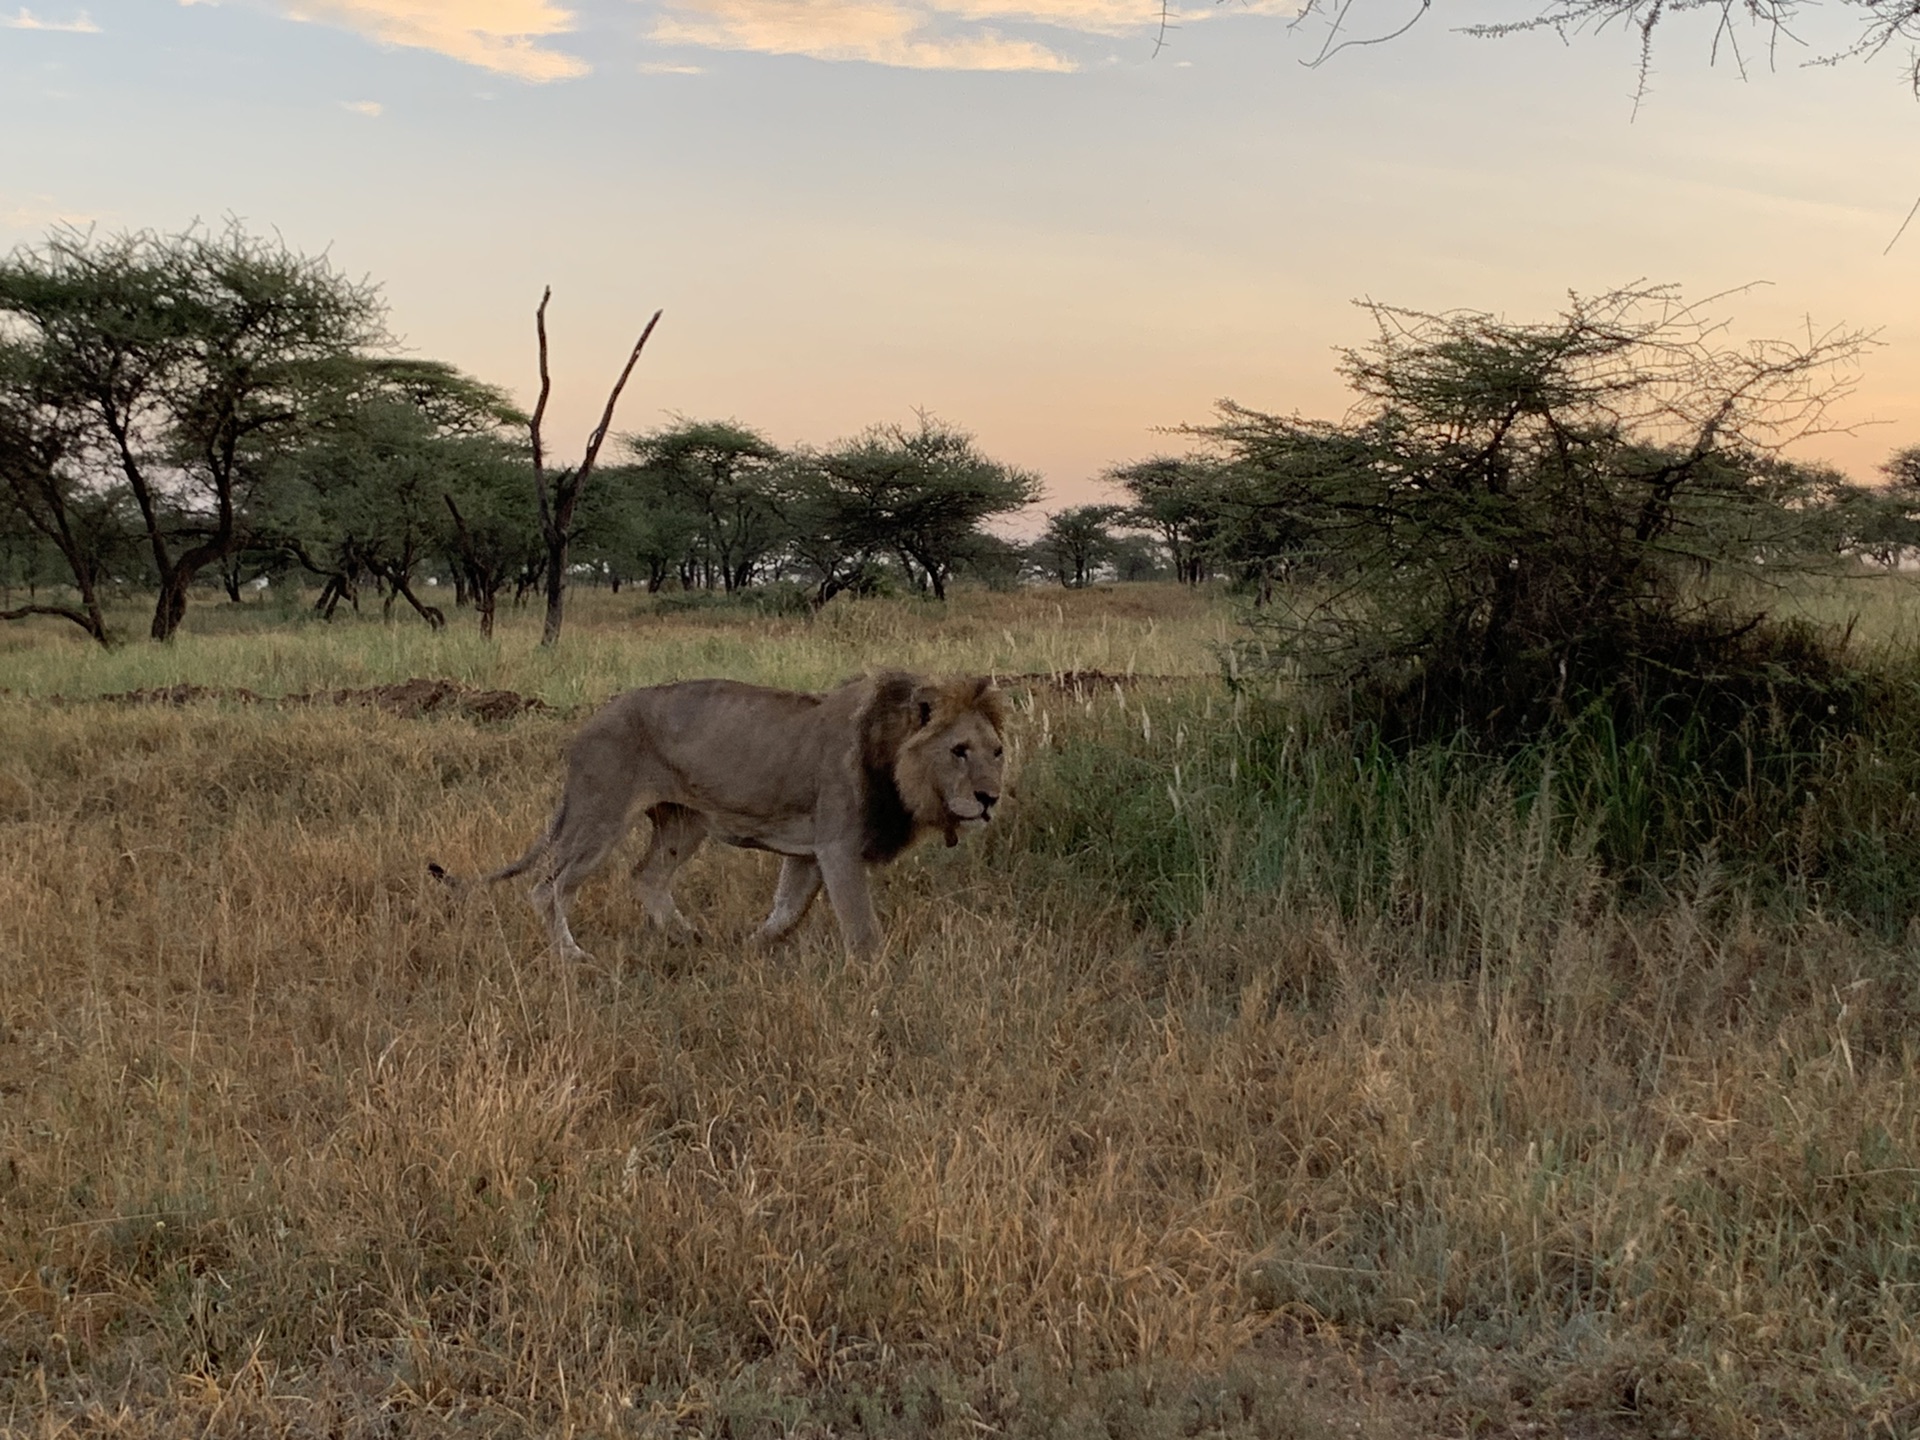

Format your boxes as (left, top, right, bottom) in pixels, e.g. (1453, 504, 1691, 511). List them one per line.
(757, 856, 822, 944)
(634, 803, 709, 942)
(529, 779, 639, 963)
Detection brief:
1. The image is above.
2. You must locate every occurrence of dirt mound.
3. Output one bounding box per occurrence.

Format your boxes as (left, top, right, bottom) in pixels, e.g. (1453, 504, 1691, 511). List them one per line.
(298, 678, 549, 722)
(120, 683, 263, 706)
(98, 679, 548, 722)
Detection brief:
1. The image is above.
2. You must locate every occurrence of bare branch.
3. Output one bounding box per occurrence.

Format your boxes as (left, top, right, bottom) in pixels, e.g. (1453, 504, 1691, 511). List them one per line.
(1886, 192, 1920, 254)
(525, 293, 664, 648)
(1303, 0, 1432, 68)
(530, 285, 554, 530)
(0, 602, 101, 636)
(578, 308, 664, 482)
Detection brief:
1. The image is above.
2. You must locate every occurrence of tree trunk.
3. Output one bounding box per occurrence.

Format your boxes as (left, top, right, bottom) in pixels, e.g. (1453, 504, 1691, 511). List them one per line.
(386, 570, 447, 630)
(442, 493, 503, 638)
(540, 527, 569, 646)
(0, 474, 112, 647)
(152, 568, 194, 640)
(316, 572, 358, 620)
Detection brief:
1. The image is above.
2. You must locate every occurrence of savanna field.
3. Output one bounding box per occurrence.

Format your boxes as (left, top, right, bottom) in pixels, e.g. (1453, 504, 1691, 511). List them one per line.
(7, 582, 1920, 1439)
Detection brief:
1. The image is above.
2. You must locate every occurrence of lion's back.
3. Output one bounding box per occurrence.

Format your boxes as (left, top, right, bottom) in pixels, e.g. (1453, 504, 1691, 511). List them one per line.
(575, 678, 850, 826)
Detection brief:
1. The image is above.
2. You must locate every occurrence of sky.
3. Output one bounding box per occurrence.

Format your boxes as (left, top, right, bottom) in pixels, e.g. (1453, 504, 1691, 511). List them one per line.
(3, 0, 1918, 509)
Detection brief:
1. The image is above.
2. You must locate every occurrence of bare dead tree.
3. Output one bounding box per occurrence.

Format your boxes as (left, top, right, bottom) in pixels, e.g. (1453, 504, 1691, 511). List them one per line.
(530, 289, 663, 648)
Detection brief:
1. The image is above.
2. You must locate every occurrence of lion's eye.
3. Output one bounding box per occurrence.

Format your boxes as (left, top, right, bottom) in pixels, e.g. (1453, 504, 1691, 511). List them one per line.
(951, 743, 969, 759)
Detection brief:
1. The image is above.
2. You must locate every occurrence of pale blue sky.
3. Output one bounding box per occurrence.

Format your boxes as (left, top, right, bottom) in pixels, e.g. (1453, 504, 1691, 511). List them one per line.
(4, 0, 1917, 505)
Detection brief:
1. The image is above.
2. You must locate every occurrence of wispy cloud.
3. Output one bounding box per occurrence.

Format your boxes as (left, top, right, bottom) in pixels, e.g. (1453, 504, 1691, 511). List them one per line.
(638, 58, 704, 72)
(340, 97, 385, 114)
(956, 0, 1295, 32)
(645, 0, 1297, 71)
(0, 194, 101, 232)
(271, 0, 587, 80)
(4, 7, 102, 31)
(649, 0, 1075, 71)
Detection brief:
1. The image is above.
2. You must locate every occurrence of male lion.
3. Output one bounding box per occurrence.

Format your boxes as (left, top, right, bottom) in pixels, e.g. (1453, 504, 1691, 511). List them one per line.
(430, 671, 1006, 961)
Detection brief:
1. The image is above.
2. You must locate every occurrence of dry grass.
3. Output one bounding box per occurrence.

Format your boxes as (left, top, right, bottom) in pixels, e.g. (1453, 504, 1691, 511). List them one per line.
(3, 583, 1920, 1438)
(0, 584, 1228, 706)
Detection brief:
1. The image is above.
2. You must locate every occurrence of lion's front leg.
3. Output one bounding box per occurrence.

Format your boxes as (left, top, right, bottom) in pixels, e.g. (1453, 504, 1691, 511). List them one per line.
(758, 856, 823, 944)
(816, 846, 882, 958)
(634, 802, 708, 942)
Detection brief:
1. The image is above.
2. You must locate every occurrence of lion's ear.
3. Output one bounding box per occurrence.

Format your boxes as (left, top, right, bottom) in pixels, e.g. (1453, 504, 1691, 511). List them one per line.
(911, 684, 941, 728)
(970, 677, 1007, 729)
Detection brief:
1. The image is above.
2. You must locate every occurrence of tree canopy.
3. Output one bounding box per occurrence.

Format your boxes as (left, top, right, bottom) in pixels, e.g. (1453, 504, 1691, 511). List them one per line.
(0, 223, 386, 639)
(788, 416, 1041, 602)
(1188, 285, 1868, 738)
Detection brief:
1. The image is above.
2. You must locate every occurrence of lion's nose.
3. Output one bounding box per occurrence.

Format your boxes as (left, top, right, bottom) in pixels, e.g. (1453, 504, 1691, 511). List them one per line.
(976, 791, 997, 815)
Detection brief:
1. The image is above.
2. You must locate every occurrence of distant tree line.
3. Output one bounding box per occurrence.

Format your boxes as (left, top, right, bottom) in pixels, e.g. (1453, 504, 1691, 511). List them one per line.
(0, 224, 1054, 645)
(9, 231, 1920, 660)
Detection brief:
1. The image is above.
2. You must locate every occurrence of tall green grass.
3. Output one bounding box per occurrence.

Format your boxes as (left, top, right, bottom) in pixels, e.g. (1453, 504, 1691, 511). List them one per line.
(1015, 647, 1920, 947)
(1001, 670, 1920, 1434)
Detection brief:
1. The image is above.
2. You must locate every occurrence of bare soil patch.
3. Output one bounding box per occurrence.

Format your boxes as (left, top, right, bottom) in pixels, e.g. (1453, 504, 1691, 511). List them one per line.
(50, 676, 552, 722)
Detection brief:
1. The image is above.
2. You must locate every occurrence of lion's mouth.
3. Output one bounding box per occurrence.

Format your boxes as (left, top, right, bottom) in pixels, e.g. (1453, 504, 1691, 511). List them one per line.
(942, 802, 992, 847)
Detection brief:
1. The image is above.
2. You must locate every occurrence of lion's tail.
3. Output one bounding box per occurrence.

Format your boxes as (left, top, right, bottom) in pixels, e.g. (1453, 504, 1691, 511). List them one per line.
(427, 801, 567, 892)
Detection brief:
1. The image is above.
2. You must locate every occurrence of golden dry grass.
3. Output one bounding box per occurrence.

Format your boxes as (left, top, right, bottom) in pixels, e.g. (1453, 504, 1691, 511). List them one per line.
(3, 583, 1919, 1438)
(0, 698, 1294, 1437)
(0, 584, 1229, 705)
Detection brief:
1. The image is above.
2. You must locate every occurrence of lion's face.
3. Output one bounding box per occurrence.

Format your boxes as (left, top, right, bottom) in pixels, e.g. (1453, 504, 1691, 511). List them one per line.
(891, 679, 1008, 841)
(923, 708, 1006, 828)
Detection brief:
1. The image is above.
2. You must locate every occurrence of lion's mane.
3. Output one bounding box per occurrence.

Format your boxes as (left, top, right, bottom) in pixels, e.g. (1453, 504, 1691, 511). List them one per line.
(856, 672, 1007, 861)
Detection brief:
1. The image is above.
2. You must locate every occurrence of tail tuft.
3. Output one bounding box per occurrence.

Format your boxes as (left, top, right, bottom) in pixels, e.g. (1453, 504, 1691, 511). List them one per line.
(427, 862, 453, 885)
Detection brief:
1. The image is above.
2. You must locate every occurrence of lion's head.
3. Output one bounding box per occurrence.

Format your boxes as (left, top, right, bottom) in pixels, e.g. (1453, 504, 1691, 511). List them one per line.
(860, 673, 1008, 851)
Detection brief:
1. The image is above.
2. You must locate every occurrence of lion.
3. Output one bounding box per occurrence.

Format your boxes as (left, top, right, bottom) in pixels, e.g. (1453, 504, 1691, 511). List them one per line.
(429, 671, 1007, 961)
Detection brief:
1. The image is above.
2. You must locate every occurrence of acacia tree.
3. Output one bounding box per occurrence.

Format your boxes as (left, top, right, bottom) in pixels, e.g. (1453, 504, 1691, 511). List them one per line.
(0, 224, 387, 640)
(260, 359, 522, 630)
(1825, 443, 1920, 567)
(442, 447, 543, 636)
(528, 290, 662, 648)
(1109, 457, 1219, 587)
(0, 337, 129, 643)
(574, 462, 704, 594)
(770, 454, 889, 608)
(1198, 285, 1867, 739)
(1035, 504, 1127, 588)
(623, 420, 786, 592)
(803, 416, 1040, 601)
